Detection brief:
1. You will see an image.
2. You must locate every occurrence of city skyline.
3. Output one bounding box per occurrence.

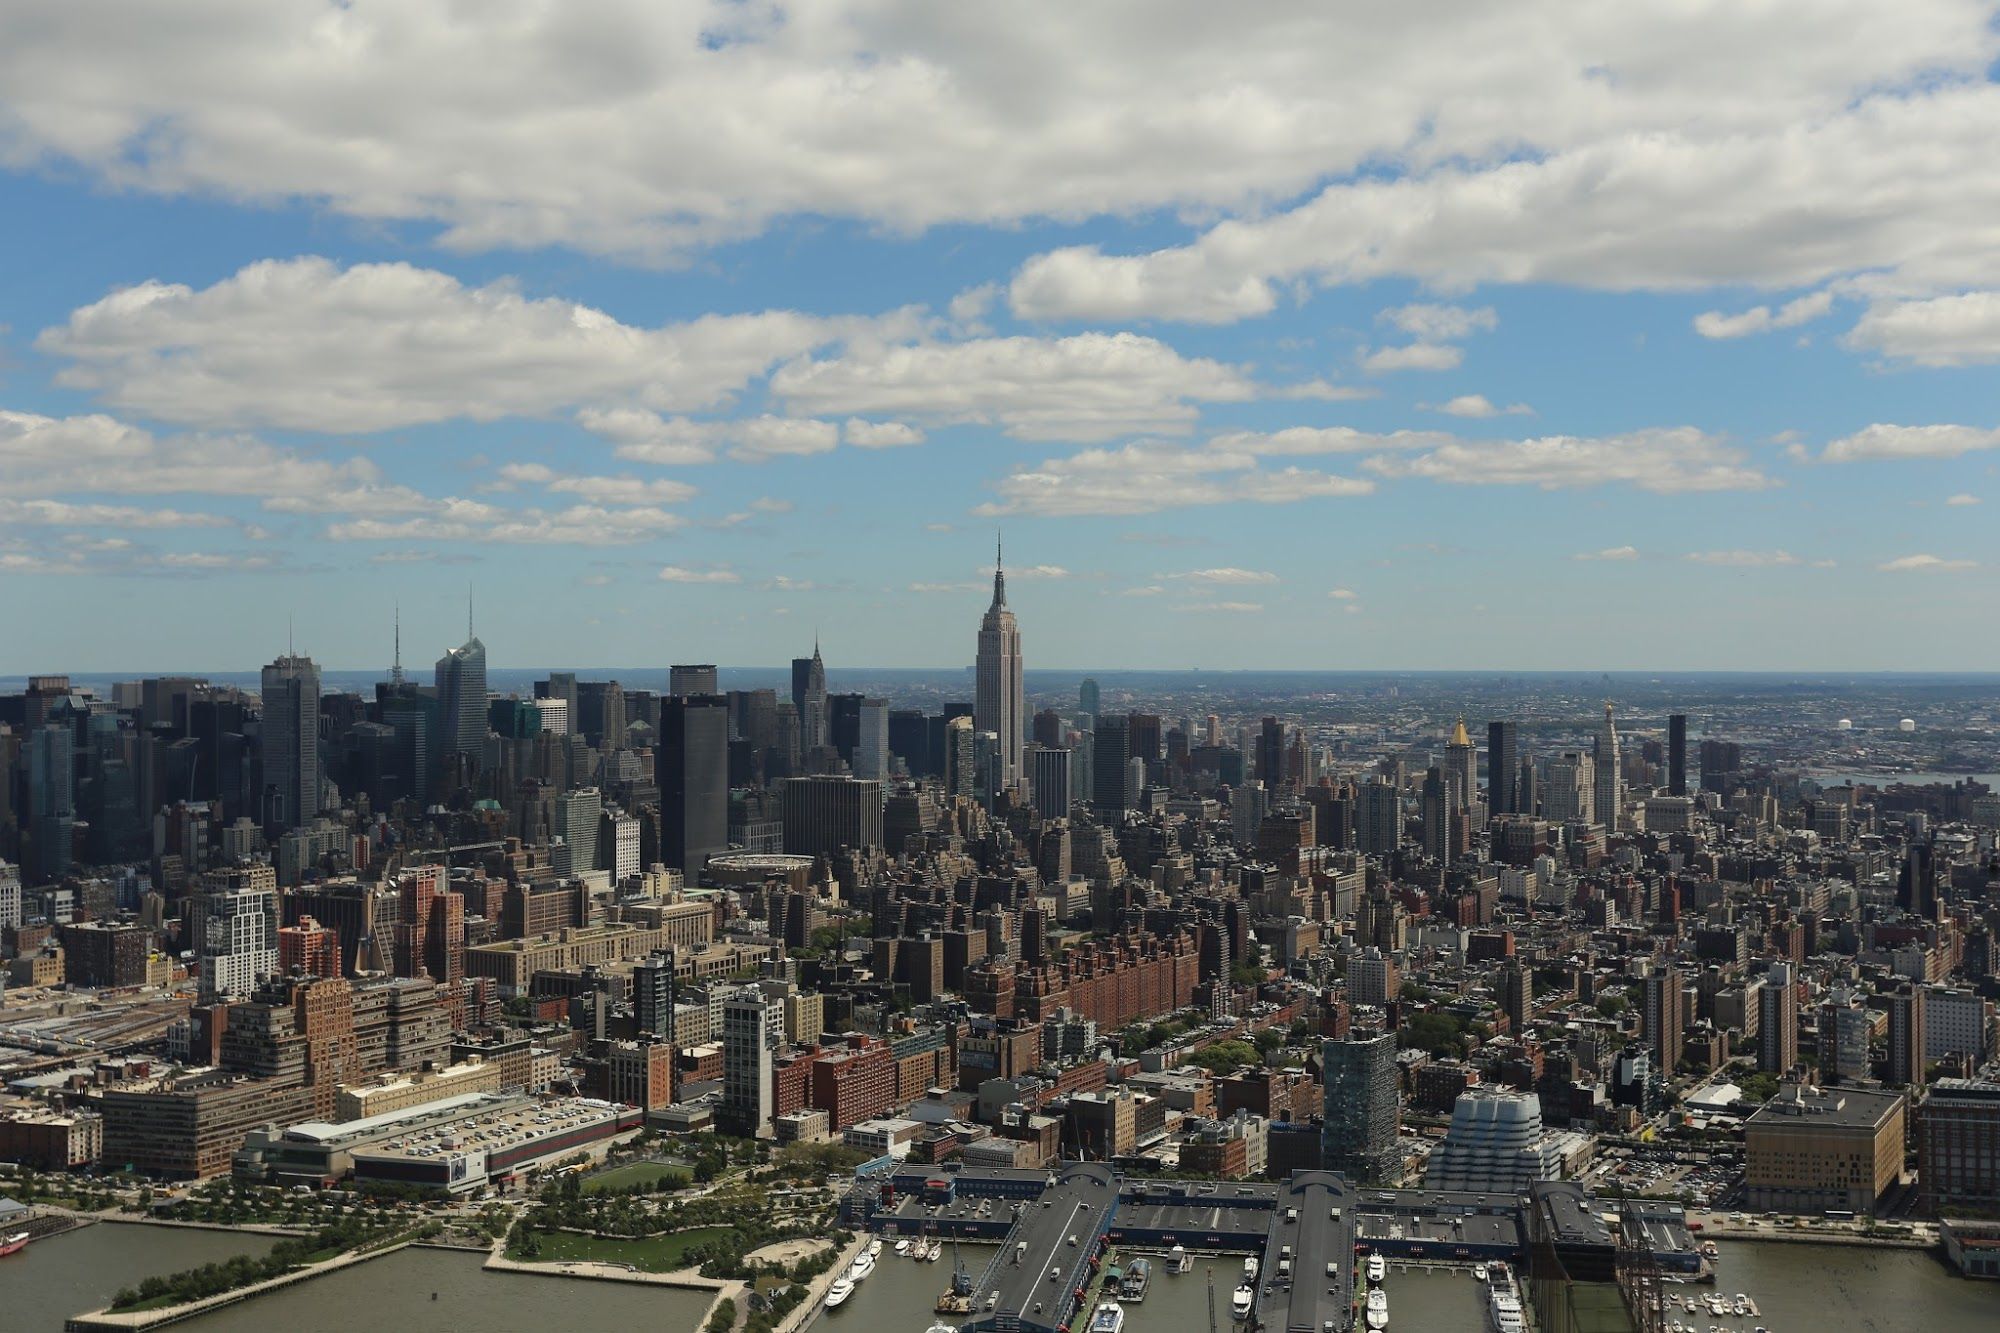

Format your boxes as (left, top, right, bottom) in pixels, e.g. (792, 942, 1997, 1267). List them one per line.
(2, 6, 1999, 672)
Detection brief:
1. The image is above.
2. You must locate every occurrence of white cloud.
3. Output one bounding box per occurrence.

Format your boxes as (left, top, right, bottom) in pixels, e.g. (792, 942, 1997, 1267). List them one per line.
(1820, 423, 2000, 463)
(1423, 394, 1533, 419)
(1327, 588, 1358, 599)
(657, 565, 742, 584)
(1574, 546, 1641, 561)
(1120, 585, 1166, 597)
(725, 417, 842, 462)
(1008, 73, 2000, 324)
(5, 3, 1982, 271)
(751, 497, 795, 514)
(0, 497, 230, 529)
(497, 462, 697, 505)
(0, 407, 382, 502)
(1693, 290, 1834, 339)
(983, 563, 1070, 581)
(1879, 553, 1978, 572)
(1205, 426, 1449, 456)
(1844, 291, 2000, 366)
(329, 502, 684, 545)
(39, 257, 906, 432)
(771, 332, 1262, 442)
(1160, 567, 1279, 585)
(1364, 427, 1775, 493)
(1682, 549, 1802, 567)
(1945, 492, 1982, 506)
(575, 410, 845, 464)
(1172, 601, 1263, 614)
(843, 418, 926, 449)
(977, 440, 1373, 517)
(1379, 303, 1497, 341)
(1358, 343, 1463, 374)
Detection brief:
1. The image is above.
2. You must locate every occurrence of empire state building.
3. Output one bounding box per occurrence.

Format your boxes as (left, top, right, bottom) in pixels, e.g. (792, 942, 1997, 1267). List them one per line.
(975, 541, 1025, 790)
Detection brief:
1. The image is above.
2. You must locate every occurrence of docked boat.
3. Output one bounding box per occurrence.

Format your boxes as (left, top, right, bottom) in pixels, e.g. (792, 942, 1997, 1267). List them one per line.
(1366, 1254, 1386, 1286)
(849, 1251, 876, 1282)
(867, 1238, 883, 1257)
(1243, 1256, 1260, 1281)
(1485, 1264, 1525, 1333)
(927, 1239, 944, 1261)
(895, 1238, 912, 1256)
(1168, 1244, 1190, 1274)
(1120, 1258, 1151, 1301)
(1364, 1288, 1389, 1331)
(0, 1232, 29, 1258)
(1230, 1284, 1255, 1322)
(1733, 1295, 1751, 1316)
(824, 1277, 855, 1308)
(925, 1323, 957, 1333)
(1089, 1301, 1126, 1333)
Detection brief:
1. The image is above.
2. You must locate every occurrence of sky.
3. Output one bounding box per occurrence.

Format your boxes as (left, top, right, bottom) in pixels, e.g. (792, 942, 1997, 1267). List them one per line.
(1, 2, 1998, 676)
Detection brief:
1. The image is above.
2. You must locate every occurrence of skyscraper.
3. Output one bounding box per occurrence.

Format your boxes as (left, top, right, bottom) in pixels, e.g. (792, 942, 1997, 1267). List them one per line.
(260, 652, 321, 832)
(791, 641, 827, 751)
(1500, 957, 1532, 1035)
(1593, 702, 1621, 832)
(1643, 963, 1686, 1076)
(434, 623, 489, 768)
(670, 664, 718, 696)
(1091, 715, 1131, 815)
(1322, 1030, 1400, 1184)
(1078, 677, 1100, 726)
(974, 541, 1025, 791)
(1026, 744, 1072, 820)
(1667, 713, 1688, 796)
(658, 694, 729, 874)
(1887, 984, 1927, 1089)
(1759, 961, 1799, 1074)
(1487, 720, 1519, 815)
(1443, 717, 1476, 811)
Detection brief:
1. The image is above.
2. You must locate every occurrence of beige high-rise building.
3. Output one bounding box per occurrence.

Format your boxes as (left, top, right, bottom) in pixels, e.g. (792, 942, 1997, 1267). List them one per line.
(974, 542, 1025, 791)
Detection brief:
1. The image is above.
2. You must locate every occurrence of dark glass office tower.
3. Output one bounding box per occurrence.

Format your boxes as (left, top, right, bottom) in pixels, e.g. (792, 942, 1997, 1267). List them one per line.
(1091, 714, 1131, 815)
(1668, 713, 1688, 796)
(658, 694, 729, 874)
(790, 642, 827, 750)
(1486, 720, 1519, 814)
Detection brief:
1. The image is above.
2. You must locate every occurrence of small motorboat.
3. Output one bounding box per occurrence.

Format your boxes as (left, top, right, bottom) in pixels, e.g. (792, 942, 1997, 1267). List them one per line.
(0, 1233, 30, 1258)
(867, 1237, 883, 1257)
(895, 1238, 913, 1256)
(1089, 1301, 1126, 1333)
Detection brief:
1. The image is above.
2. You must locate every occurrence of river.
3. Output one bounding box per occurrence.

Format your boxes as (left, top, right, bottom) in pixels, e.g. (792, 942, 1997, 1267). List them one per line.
(10, 1224, 714, 1332)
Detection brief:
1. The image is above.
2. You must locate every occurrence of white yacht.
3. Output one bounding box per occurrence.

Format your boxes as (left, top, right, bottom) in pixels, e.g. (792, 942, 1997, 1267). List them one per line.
(1243, 1256, 1259, 1281)
(867, 1237, 883, 1258)
(1089, 1301, 1126, 1333)
(895, 1238, 912, 1256)
(849, 1250, 876, 1282)
(1230, 1284, 1255, 1321)
(1485, 1264, 1525, 1333)
(1366, 1254, 1386, 1286)
(824, 1277, 855, 1308)
(1364, 1288, 1389, 1331)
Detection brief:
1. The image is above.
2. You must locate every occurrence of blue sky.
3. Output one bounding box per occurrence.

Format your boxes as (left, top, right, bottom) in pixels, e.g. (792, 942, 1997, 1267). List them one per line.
(2, 3, 1997, 674)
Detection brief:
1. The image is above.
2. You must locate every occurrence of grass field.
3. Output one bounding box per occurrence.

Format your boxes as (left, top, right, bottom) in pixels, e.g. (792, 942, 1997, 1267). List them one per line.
(581, 1161, 694, 1194)
(510, 1226, 733, 1272)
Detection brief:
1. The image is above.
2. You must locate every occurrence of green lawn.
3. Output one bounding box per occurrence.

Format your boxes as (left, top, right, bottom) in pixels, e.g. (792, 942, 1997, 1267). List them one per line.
(510, 1226, 733, 1272)
(581, 1161, 694, 1194)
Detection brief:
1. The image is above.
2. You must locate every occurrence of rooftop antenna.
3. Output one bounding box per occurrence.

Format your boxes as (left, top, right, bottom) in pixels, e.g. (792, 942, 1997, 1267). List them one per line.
(287, 614, 294, 658)
(467, 584, 475, 641)
(390, 601, 404, 686)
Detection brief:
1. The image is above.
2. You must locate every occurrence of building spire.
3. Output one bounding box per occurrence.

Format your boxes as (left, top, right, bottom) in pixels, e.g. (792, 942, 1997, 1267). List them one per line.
(390, 601, 404, 686)
(467, 584, 475, 642)
(992, 529, 1007, 606)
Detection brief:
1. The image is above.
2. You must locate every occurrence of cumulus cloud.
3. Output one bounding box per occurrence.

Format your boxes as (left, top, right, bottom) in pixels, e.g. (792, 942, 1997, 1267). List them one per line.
(1879, 553, 1978, 572)
(770, 332, 1263, 441)
(1363, 427, 1774, 493)
(1844, 291, 2000, 366)
(1820, 423, 2000, 463)
(0, 407, 385, 502)
(1358, 343, 1463, 374)
(1327, 588, 1358, 599)
(576, 410, 844, 464)
(843, 419, 926, 448)
(1205, 426, 1449, 456)
(1683, 549, 1803, 567)
(1945, 492, 1982, 505)
(497, 463, 697, 504)
(657, 565, 742, 583)
(1423, 394, 1533, 419)
(38, 257, 907, 432)
(1160, 568, 1279, 585)
(329, 502, 684, 545)
(1379, 303, 1497, 341)
(0, 497, 231, 529)
(976, 441, 1373, 517)
(1693, 291, 1834, 339)
(1574, 546, 1641, 561)
(3, 3, 1985, 273)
